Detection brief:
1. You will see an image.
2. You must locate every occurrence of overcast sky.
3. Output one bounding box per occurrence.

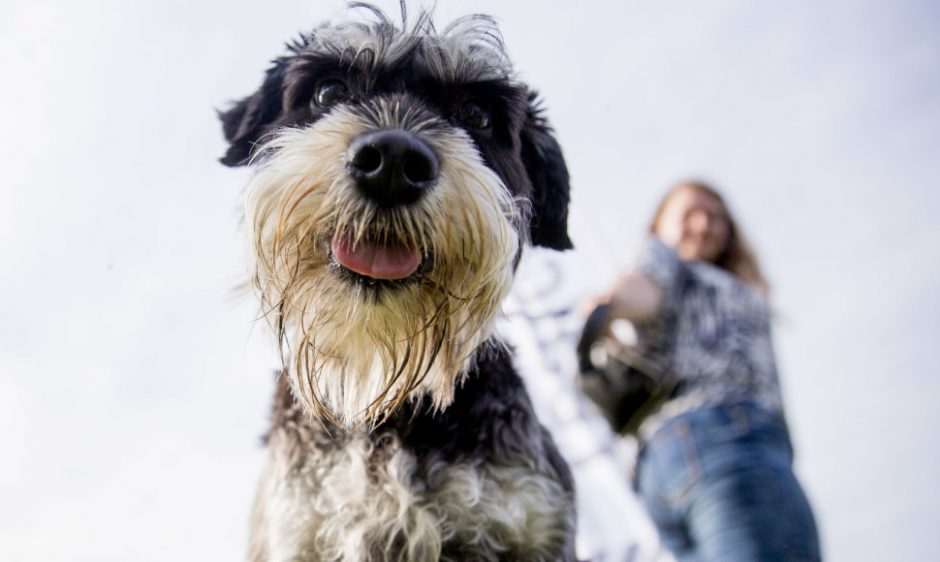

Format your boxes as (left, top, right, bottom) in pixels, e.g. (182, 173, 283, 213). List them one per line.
(1, 1, 938, 560)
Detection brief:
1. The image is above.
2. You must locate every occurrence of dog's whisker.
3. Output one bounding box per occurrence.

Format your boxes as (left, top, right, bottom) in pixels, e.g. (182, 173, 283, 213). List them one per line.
(364, 342, 413, 422)
(279, 181, 326, 233)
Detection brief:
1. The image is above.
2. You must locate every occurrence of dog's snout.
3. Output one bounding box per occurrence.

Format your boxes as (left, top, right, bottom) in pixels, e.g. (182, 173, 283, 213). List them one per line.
(348, 130, 439, 207)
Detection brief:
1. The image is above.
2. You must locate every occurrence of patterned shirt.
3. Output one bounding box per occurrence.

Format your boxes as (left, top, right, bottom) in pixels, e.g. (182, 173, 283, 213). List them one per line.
(634, 237, 784, 438)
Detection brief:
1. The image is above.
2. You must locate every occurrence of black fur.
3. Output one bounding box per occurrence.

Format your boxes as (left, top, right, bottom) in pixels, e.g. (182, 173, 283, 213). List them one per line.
(520, 94, 573, 250)
(219, 61, 288, 167)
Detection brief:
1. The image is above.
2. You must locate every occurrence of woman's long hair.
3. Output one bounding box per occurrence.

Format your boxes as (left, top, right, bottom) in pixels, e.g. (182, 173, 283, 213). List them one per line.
(649, 180, 769, 292)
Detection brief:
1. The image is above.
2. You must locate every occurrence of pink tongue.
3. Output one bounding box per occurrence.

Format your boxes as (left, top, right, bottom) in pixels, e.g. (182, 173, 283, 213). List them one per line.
(331, 235, 422, 280)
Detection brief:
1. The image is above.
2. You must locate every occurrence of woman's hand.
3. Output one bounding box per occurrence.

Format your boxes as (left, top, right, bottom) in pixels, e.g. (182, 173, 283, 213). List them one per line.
(607, 272, 664, 322)
(578, 292, 613, 318)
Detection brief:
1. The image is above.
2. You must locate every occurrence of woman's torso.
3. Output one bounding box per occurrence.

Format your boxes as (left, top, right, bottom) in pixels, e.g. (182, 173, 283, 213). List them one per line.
(633, 238, 784, 437)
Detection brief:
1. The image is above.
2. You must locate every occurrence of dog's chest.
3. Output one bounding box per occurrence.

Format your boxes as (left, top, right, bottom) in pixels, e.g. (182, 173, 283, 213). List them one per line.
(265, 434, 568, 562)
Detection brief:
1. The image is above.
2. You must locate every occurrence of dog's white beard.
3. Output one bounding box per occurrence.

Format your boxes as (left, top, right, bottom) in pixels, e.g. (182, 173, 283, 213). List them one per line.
(244, 107, 522, 428)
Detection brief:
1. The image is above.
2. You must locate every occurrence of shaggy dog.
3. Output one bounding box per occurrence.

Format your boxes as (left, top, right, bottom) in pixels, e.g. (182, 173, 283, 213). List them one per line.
(219, 5, 577, 561)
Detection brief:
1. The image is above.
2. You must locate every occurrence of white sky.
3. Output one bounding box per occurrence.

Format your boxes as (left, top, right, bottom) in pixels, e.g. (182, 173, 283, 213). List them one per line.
(1, 0, 938, 560)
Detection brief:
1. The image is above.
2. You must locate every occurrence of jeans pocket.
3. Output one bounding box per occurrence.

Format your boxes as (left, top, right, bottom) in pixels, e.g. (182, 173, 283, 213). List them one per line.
(645, 419, 701, 505)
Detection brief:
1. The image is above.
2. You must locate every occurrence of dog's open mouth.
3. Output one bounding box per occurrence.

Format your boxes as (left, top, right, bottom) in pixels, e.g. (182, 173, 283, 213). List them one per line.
(330, 233, 423, 282)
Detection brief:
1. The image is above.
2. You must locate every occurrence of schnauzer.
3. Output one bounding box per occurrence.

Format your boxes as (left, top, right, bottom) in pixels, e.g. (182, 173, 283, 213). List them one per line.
(219, 5, 577, 561)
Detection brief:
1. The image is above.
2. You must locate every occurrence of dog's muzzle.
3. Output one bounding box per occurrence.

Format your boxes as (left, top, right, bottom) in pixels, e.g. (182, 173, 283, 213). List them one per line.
(330, 129, 439, 281)
(347, 129, 439, 208)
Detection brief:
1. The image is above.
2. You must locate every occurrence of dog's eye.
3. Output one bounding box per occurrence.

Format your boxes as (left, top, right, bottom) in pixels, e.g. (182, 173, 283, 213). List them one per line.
(313, 79, 350, 107)
(456, 100, 491, 130)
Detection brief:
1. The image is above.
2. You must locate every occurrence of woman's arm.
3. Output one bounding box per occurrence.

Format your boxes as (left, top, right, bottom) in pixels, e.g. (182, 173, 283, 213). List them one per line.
(579, 237, 675, 322)
(607, 271, 664, 322)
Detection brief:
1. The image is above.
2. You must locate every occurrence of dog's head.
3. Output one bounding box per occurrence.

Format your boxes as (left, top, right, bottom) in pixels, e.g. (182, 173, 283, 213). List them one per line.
(220, 5, 571, 428)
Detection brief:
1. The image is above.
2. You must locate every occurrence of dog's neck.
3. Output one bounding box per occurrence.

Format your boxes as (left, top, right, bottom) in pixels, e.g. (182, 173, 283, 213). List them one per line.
(271, 340, 544, 463)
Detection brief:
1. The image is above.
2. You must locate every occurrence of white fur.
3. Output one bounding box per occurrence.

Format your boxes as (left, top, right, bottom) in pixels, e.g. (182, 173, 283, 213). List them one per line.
(253, 431, 572, 562)
(307, 10, 513, 84)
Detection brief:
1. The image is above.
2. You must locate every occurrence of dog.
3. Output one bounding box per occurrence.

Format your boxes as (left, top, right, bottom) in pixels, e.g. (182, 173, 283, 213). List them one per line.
(219, 4, 577, 561)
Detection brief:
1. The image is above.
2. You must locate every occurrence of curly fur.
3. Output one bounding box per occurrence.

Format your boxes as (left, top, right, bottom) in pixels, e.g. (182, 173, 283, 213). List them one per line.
(253, 428, 570, 561)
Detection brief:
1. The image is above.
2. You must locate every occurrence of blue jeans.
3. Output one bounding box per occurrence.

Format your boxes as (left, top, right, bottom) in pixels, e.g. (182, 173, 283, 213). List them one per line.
(636, 402, 821, 561)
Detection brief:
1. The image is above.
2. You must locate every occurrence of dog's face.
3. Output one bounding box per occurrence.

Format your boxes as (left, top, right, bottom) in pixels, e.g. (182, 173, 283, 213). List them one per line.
(220, 8, 571, 428)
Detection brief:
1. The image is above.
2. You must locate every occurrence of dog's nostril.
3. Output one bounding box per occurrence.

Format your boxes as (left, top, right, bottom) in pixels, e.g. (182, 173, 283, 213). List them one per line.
(351, 146, 383, 175)
(348, 129, 439, 207)
(402, 150, 435, 186)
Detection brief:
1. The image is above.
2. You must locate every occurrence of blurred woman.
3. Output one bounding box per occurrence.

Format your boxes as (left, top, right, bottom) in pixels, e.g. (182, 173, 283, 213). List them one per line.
(601, 180, 821, 561)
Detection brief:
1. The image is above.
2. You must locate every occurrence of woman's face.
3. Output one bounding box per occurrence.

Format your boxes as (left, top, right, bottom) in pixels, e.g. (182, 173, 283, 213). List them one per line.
(654, 188, 730, 263)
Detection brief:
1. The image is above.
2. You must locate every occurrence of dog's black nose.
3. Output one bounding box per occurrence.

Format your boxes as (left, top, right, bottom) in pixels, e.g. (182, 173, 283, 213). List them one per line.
(347, 130, 439, 207)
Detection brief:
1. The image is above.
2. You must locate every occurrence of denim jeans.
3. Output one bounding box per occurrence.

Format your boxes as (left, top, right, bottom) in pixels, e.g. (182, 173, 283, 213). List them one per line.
(636, 401, 821, 561)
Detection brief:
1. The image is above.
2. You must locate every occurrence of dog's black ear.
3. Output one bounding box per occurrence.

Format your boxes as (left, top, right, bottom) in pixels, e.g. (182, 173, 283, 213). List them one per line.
(218, 62, 287, 167)
(520, 92, 573, 250)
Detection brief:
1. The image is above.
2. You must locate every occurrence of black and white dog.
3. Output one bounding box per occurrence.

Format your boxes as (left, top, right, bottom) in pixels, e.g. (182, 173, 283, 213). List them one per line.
(219, 5, 577, 561)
